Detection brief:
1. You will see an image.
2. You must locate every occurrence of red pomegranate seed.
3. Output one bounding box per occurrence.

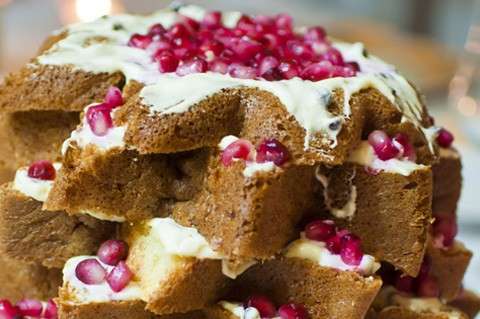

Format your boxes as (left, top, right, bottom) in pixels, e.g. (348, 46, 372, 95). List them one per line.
(262, 33, 282, 50)
(339, 233, 363, 266)
(275, 14, 293, 29)
(433, 213, 458, 247)
(221, 139, 253, 166)
(417, 276, 440, 298)
(325, 229, 348, 254)
(256, 138, 290, 166)
(86, 103, 113, 136)
(368, 130, 400, 161)
(259, 56, 280, 78)
(332, 65, 356, 78)
(44, 300, 58, 319)
(436, 128, 454, 148)
(200, 40, 224, 57)
(395, 275, 415, 293)
(128, 33, 152, 49)
(229, 64, 257, 79)
(301, 61, 333, 81)
(0, 300, 19, 319)
(75, 258, 107, 285)
(286, 40, 314, 61)
(181, 16, 200, 32)
(176, 58, 208, 76)
(392, 133, 416, 161)
(278, 61, 300, 79)
(168, 23, 190, 39)
(209, 59, 229, 74)
(305, 220, 336, 242)
(278, 303, 309, 319)
(322, 48, 344, 66)
(97, 240, 129, 266)
(104, 86, 123, 108)
(230, 38, 263, 61)
(304, 26, 326, 42)
(27, 160, 56, 181)
(17, 299, 43, 317)
(203, 11, 222, 29)
(106, 261, 134, 292)
(154, 50, 179, 73)
(245, 295, 276, 318)
(148, 23, 166, 36)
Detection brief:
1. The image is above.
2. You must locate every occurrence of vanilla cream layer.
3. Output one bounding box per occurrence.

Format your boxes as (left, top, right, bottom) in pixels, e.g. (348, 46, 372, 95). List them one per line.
(285, 234, 380, 275)
(13, 163, 62, 202)
(392, 295, 463, 319)
(348, 141, 427, 176)
(219, 301, 278, 319)
(37, 5, 434, 151)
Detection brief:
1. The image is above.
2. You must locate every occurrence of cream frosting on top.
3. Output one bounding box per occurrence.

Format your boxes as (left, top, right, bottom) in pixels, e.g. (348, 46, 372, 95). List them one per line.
(285, 233, 380, 275)
(37, 4, 436, 152)
(13, 163, 62, 202)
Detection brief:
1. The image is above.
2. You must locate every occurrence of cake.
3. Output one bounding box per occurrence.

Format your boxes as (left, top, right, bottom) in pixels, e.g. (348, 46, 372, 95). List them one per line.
(0, 4, 477, 319)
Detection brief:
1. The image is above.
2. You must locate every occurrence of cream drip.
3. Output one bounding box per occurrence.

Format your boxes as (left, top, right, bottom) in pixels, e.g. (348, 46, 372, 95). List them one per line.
(348, 141, 426, 176)
(219, 301, 275, 319)
(13, 163, 62, 202)
(36, 5, 432, 153)
(285, 234, 380, 275)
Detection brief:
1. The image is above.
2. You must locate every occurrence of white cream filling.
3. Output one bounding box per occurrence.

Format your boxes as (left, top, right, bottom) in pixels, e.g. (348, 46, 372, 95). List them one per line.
(218, 135, 277, 178)
(392, 295, 463, 319)
(37, 5, 433, 152)
(348, 141, 426, 176)
(285, 234, 380, 275)
(12, 163, 62, 202)
(63, 256, 143, 304)
(219, 301, 277, 319)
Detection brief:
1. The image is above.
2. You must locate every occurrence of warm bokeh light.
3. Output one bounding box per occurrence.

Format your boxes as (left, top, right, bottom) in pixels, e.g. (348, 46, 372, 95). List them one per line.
(75, 0, 112, 22)
(457, 95, 478, 117)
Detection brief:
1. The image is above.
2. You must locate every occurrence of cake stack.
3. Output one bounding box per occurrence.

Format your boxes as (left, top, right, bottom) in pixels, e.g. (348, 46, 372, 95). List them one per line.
(0, 4, 478, 319)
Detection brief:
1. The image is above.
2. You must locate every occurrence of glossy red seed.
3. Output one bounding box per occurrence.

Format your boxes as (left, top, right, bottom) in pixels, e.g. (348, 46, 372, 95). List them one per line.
(16, 299, 42, 317)
(176, 58, 208, 76)
(256, 138, 290, 166)
(259, 56, 280, 77)
(436, 128, 454, 148)
(148, 23, 166, 36)
(0, 300, 20, 319)
(86, 103, 113, 136)
(231, 38, 263, 61)
(75, 258, 107, 285)
(286, 40, 314, 60)
(304, 26, 327, 42)
(433, 213, 458, 247)
(278, 303, 309, 319)
(106, 261, 134, 292)
(27, 160, 56, 181)
(128, 33, 152, 49)
(203, 11, 222, 29)
(154, 50, 179, 73)
(395, 275, 415, 293)
(392, 133, 416, 161)
(325, 229, 349, 254)
(322, 48, 344, 66)
(168, 23, 189, 38)
(245, 295, 277, 318)
(301, 61, 333, 81)
(181, 16, 200, 32)
(278, 61, 300, 79)
(200, 40, 224, 57)
(104, 86, 123, 108)
(368, 130, 399, 161)
(221, 139, 253, 166)
(275, 13, 293, 29)
(417, 276, 440, 298)
(339, 233, 363, 266)
(229, 64, 257, 79)
(44, 299, 58, 319)
(97, 240, 129, 266)
(305, 220, 336, 242)
(209, 59, 229, 74)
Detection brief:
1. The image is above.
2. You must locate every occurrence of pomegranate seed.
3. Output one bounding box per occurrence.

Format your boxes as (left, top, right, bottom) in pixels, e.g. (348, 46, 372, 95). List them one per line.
(17, 299, 42, 317)
(221, 139, 253, 166)
(168, 23, 190, 38)
(433, 213, 458, 247)
(44, 300, 58, 319)
(104, 86, 123, 108)
(286, 40, 314, 61)
(259, 56, 280, 78)
(229, 64, 257, 79)
(203, 11, 222, 29)
(278, 303, 309, 319)
(368, 130, 400, 161)
(325, 229, 349, 254)
(278, 61, 300, 79)
(148, 23, 166, 36)
(230, 38, 263, 61)
(339, 233, 363, 266)
(436, 128, 454, 148)
(27, 160, 56, 180)
(304, 26, 326, 42)
(395, 275, 415, 293)
(106, 261, 134, 292)
(392, 133, 416, 161)
(200, 40, 224, 57)
(332, 65, 356, 78)
(417, 276, 440, 298)
(176, 58, 208, 76)
(181, 16, 200, 32)
(322, 48, 344, 66)
(154, 50, 179, 73)
(0, 300, 19, 319)
(245, 295, 276, 318)
(305, 220, 336, 242)
(86, 103, 113, 136)
(262, 33, 282, 51)
(275, 14, 293, 29)
(256, 138, 290, 166)
(75, 258, 107, 285)
(301, 61, 333, 81)
(209, 59, 229, 74)
(128, 33, 152, 49)
(97, 240, 129, 266)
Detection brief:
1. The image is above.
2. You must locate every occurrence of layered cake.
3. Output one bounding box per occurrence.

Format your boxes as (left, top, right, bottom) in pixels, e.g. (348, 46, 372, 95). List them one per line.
(0, 4, 477, 319)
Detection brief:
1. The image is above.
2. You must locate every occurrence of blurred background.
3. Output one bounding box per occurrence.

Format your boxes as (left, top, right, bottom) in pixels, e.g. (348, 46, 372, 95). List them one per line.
(0, 0, 478, 293)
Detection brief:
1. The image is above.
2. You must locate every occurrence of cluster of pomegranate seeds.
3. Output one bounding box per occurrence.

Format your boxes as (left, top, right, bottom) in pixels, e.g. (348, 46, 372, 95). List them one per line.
(27, 160, 56, 181)
(436, 128, 454, 148)
(86, 86, 124, 137)
(221, 137, 290, 168)
(127, 11, 358, 80)
(244, 295, 309, 319)
(0, 299, 57, 319)
(368, 130, 416, 161)
(305, 220, 364, 266)
(393, 257, 440, 298)
(75, 239, 133, 293)
(432, 212, 458, 248)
